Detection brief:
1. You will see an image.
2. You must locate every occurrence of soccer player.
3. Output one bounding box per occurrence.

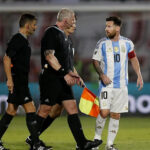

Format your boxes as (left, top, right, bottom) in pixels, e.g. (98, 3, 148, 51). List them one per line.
(92, 16, 143, 150)
(26, 8, 101, 150)
(0, 14, 49, 150)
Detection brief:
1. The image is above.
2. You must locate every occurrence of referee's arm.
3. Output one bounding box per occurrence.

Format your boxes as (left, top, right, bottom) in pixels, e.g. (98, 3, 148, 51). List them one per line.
(3, 55, 14, 93)
(44, 49, 61, 71)
(73, 67, 85, 87)
(44, 49, 79, 86)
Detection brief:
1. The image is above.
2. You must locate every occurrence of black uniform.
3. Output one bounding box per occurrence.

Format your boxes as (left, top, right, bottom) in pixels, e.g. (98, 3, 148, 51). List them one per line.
(40, 25, 74, 106)
(6, 33, 32, 105)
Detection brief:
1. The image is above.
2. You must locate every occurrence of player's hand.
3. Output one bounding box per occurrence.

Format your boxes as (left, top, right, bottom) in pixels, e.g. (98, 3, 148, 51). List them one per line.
(7, 79, 14, 94)
(100, 74, 112, 85)
(64, 74, 76, 86)
(137, 75, 143, 91)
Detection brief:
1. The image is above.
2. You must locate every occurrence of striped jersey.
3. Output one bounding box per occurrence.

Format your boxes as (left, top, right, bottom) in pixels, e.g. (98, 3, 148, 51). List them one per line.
(92, 35, 134, 88)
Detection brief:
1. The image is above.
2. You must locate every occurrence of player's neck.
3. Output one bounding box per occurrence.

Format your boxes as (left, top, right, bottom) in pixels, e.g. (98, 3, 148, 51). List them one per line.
(111, 34, 120, 42)
(19, 28, 28, 38)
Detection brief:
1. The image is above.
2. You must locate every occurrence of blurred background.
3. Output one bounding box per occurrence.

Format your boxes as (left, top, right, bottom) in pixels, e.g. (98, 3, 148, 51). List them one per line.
(0, 0, 150, 115)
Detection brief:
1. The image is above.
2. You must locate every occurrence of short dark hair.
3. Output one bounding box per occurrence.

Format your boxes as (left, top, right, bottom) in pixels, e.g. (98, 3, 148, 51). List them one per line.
(106, 16, 122, 26)
(19, 14, 37, 27)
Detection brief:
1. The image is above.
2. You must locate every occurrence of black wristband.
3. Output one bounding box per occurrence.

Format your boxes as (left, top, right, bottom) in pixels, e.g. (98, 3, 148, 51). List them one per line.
(58, 67, 67, 76)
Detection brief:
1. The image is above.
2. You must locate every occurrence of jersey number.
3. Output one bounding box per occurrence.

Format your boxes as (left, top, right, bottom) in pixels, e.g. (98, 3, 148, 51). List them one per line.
(114, 54, 120, 62)
(101, 91, 107, 99)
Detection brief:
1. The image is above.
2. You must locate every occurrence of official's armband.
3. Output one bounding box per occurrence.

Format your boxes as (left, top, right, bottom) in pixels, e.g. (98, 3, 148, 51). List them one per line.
(128, 50, 136, 59)
(58, 67, 67, 76)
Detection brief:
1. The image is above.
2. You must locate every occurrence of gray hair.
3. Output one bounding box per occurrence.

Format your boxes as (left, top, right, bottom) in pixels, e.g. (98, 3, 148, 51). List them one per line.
(57, 8, 74, 22)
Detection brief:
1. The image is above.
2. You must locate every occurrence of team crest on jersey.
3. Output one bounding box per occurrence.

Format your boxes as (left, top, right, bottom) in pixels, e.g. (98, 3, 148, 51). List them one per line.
(107, 48, 112, 52)
(114, 47, 119, 52)
(121, 45, 126, 53)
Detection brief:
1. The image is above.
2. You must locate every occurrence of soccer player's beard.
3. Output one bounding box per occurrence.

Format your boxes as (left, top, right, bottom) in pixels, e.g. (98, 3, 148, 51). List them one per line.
(107, 32, 116, 39)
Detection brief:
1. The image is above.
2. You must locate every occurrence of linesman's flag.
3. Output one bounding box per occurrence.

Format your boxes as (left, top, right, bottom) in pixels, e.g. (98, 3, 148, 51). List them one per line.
(79, 87, 100, 118)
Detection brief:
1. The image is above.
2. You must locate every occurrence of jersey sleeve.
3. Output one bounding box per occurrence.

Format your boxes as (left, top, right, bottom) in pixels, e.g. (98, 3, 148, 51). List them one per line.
(44, 29, 57, 51)
(127, 40, 134, 53)
(6, 35, 21, 58)
(92, 40, 102, 61)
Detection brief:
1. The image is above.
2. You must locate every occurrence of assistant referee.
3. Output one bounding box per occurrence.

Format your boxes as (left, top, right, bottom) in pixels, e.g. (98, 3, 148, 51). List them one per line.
(0, 14, 48, 150)
(28, 8, 102, 150)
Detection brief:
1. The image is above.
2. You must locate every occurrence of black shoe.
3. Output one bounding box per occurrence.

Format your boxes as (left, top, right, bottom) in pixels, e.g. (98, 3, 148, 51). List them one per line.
(91, 139, 103, 149)
(33, 142, 49, 150)
(0, 141, 9, 150)
(26, 137, 53, 150)
(76, 139, 103, 150)
(93, 139, 103, 148)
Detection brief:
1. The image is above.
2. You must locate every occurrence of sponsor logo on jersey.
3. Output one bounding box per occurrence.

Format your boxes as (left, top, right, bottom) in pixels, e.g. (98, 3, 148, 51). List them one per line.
(44, 98, 49, 103)
(24, 97, 29, 101)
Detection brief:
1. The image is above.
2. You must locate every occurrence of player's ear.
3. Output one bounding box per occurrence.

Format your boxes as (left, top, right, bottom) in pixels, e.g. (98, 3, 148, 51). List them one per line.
(116, 26, 120, 32)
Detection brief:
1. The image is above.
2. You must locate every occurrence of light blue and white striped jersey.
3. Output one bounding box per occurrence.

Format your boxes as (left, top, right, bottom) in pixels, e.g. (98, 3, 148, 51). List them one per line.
(92, 35, 134, 89)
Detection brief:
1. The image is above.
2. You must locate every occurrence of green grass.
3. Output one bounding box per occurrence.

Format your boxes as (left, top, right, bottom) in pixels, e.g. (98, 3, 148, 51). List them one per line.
(1, 115, 150, 150)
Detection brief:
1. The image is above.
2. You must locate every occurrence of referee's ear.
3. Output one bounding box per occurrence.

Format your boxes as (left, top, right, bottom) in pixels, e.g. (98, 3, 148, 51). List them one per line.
(24, 22, 30, 30)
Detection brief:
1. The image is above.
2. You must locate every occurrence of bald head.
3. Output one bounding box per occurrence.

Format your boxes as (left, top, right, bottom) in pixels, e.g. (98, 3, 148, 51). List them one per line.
(57, 8, 74, 22)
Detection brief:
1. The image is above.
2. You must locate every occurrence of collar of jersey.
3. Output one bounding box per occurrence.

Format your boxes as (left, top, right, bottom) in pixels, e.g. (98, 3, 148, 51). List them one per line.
(53, 25, 65, 34)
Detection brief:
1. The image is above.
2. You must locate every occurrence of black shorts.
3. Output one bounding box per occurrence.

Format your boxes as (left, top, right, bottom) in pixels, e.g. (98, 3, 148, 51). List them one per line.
(39, 70, 74, 106)
(7, 74, 32, 105)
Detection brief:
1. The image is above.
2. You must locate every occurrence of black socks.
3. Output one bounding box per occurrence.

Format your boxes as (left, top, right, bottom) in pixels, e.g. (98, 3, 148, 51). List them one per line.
(67, 114, 87, 148)
(29, 114, 45, 140)
(40, 115, 54, 135)
(26, 112, 39, 144)
(0, 113, 13, 139)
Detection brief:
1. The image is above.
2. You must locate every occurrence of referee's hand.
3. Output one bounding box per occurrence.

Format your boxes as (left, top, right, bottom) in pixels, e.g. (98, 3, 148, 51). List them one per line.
(64, 73, 77, 86)
(76, 77, 85, 88)
(68, 71, 79, 78)
(7, 79, 14, 94)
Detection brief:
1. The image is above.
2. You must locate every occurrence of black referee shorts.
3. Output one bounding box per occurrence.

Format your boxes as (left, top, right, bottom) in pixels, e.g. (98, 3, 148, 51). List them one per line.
(7, 74, 32, 105)
(39, 70, 74, 106)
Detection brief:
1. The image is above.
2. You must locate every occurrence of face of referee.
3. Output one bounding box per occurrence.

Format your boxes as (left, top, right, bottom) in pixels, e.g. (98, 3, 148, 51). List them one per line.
(64, 14, 76, 30)
(65, 20, 76, 36)
(27, 19, 37, 36)
(105, 21, 120, 39)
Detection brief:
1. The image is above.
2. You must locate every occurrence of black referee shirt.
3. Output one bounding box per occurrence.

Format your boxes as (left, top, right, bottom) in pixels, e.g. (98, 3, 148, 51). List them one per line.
(6, 33, 31, 74)
(41, 25, 74, 76)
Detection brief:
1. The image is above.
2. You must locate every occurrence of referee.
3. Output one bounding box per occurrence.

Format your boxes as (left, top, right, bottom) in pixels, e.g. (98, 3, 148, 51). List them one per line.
(0, 14, 48, 150)
(26, 8, 101, 150)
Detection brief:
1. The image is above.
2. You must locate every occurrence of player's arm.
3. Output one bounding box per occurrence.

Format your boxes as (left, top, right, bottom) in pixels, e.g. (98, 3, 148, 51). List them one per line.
(3, 54, 14, 93)
(92, 59, 111, 85)
(129, 50, 143, 90)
